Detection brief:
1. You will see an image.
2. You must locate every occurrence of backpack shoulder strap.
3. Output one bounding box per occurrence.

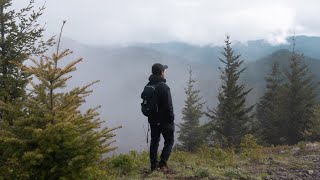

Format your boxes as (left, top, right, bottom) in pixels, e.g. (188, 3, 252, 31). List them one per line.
(153, 82, 165, 91)
(155, 82, 165, 87)
(146, 82, 165, 90)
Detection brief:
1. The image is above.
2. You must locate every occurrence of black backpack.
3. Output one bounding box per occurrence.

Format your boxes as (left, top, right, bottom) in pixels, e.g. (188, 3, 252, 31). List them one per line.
(141, 82, 162, 117)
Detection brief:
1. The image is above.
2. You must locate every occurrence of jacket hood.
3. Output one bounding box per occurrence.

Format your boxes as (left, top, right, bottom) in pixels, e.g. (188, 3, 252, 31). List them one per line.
(148, 74, 166, 84)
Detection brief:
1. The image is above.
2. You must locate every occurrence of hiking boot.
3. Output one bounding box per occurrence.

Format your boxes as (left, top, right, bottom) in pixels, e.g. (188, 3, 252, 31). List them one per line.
(159, 161, 170, 173)
(159, 160, 167, 167)
(159, 164, 176, 174)
(150, 162, 159, 171)
(159, 165, 168, 172)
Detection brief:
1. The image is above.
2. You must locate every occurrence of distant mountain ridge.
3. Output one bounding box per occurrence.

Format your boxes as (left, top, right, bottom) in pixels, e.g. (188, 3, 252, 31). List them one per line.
(135, 35, 320, 63)
(57, 35, 320, 153)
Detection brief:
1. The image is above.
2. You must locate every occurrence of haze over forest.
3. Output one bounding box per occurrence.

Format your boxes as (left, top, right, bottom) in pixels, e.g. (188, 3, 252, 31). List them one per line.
(54, 36, 320, 153)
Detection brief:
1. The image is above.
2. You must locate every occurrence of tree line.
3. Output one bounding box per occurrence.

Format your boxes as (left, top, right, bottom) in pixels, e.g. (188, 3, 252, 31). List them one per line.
(178, 36, 320, 151)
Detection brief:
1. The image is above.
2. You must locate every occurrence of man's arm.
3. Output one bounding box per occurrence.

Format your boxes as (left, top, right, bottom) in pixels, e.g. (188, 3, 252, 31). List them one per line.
(164, 86, 174, 122)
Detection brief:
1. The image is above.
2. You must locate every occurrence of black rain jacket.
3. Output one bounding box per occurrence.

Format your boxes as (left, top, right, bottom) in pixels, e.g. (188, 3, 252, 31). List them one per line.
(147, 74, 174, 124)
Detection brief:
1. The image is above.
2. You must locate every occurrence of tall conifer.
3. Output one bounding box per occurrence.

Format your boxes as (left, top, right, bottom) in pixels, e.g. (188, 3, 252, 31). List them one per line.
(284, 38, 317, 144)
(256, 62, 286, 145)
(206, 36, 253, 147)
(0, 0, 51, 122)
(178, 66, 204, 152)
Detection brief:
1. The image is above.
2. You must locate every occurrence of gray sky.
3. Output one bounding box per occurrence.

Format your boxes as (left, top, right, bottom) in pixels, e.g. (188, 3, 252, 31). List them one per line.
(14, 0, 320, 45)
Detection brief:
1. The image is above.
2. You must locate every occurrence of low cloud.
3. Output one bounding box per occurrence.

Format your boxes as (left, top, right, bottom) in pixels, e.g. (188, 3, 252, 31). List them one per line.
(14, 0, 320, 45)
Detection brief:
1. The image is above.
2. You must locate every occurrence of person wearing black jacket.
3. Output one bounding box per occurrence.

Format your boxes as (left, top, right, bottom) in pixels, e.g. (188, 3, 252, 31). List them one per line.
(146, 63, 175, 171)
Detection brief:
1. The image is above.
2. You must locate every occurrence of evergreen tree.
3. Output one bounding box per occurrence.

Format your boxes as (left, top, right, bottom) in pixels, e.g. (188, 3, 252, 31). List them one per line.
(304, 105, 320, 142)
(0, 23, 119, 179)
(206, 35, 253, 148)
(178, 66, 204, 152)
(0, 0, 50, 122)
(256, 62, 287, 145)
(283, 39, 317, 144)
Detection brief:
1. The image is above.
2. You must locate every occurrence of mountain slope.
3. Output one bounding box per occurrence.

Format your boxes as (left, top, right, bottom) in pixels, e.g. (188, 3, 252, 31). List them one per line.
(243, 49, 320, 105)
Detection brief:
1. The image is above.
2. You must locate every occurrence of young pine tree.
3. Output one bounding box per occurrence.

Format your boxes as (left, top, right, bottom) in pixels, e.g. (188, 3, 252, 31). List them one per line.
(0, 23, 119, 179)
(206, 35, 253, 148)
(0, 0, 51, 122)
(284, 40, 317, 144)
(256, 62, 287, 145)
(178, 67, 204, 152)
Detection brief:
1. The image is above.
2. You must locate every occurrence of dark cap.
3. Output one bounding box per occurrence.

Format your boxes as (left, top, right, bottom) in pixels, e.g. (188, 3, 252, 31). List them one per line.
(152, 63, 168, 75)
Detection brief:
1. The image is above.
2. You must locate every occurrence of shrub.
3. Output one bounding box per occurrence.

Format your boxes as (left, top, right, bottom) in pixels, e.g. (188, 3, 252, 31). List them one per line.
(171, 150, 189, 165)
(210, 148, 236, 167)
(297, 141, 307, 151)
(240, 134, 264, 162)
(110, 154, 135, 175)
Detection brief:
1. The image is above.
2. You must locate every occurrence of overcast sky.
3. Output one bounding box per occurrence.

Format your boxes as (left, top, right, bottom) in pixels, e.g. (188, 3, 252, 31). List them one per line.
(14, 0, 320, 46)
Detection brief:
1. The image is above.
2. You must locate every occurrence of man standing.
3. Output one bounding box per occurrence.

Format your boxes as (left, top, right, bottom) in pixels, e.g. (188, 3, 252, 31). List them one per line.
(146, 63, 175, 171)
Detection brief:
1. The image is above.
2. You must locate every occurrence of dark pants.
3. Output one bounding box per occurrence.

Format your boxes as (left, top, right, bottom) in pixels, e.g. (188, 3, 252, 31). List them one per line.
(150, 122, 175, 167)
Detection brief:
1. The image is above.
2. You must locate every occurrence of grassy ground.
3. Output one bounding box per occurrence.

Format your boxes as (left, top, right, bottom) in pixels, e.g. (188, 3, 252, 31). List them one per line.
(104, 142, 320, 179)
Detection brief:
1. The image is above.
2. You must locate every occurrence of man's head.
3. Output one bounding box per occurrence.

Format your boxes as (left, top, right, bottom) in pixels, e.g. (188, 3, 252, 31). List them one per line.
(152, 63, 168, 77)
